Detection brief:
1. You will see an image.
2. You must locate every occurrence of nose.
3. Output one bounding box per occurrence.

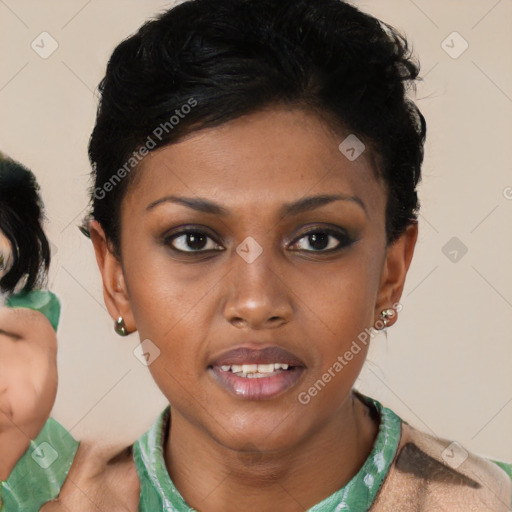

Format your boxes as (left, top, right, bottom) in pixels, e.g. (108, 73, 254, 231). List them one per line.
(222, 243, 293, 330)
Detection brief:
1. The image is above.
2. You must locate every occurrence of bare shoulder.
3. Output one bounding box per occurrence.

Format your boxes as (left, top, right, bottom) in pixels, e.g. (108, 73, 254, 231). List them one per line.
(40, 439, 141, 511)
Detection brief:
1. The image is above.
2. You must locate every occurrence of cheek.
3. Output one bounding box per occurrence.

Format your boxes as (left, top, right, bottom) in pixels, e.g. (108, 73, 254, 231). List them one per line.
(122, 251, 216, 391)
(123, 238, 209, 335)
(297, 248, 383, 385)
(300, 249, 382, 336)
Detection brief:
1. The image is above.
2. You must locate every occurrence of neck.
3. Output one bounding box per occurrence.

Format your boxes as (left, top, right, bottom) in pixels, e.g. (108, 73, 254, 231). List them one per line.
(165, 392, 379, 512)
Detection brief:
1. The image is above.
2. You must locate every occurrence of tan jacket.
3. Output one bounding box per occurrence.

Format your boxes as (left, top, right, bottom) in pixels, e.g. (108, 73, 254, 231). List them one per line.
(40, 422, 511, 511)
(371, 422, 511, 511)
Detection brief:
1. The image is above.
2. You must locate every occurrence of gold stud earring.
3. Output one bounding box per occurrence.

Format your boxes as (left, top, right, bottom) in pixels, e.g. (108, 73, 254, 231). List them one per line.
(114, 316, 128, 336)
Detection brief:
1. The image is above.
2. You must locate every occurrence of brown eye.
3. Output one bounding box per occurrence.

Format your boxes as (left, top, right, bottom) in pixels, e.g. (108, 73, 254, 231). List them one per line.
(165, 230, 223, 253)
(290, 228, 354, 253)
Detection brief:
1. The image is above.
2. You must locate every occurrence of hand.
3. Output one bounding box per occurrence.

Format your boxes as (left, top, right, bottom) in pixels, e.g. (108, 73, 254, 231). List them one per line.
(0, 305, 58, 480)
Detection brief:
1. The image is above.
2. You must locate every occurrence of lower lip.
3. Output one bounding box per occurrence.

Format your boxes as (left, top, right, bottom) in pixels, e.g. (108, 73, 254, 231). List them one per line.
(209, 367, 305, 400)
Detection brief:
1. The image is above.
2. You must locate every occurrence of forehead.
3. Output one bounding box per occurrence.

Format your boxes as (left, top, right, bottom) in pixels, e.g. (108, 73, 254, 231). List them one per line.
(123, 108, 386, 218)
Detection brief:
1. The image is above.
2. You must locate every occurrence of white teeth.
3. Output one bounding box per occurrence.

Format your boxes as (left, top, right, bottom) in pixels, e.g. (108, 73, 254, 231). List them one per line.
(242, 364, 258, 373)
(218, 363, 291, 375)
(257, 364, 275, 373)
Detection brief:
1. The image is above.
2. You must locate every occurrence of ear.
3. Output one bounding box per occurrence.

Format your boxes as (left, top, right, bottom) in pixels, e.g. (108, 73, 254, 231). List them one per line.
(374, 222, 418, 327)
(89, 220, 136, 334)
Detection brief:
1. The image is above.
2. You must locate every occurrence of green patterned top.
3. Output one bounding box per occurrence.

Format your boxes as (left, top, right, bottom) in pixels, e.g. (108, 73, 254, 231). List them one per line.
(133, 394, 402, 511)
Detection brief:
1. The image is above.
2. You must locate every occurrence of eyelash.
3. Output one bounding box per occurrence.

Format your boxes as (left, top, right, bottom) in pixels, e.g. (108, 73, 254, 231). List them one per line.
(162, 225, 355, 256)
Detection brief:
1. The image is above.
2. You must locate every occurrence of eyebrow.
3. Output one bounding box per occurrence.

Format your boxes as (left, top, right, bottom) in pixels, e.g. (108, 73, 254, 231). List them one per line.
(146, 193, 367, 218)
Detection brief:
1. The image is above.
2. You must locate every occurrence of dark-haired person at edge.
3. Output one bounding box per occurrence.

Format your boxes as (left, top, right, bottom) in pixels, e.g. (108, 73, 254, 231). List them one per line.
(0, 152, 66, 508)
(1, 1, 511, 510)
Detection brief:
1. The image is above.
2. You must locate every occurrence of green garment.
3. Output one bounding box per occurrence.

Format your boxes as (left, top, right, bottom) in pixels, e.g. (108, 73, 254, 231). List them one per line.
(0, 419, 79, 511)
(0, 394, 401, 511)
(133, 394, 402, 511)
(5, 290, 61, 332)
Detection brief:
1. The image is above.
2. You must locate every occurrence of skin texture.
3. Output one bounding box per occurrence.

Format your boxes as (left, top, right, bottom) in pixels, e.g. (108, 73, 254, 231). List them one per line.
(0, 230, 13, 280)
(90, 107, 417, 511)
(0, 306, 58, 480)
(40, 444, 140, 512)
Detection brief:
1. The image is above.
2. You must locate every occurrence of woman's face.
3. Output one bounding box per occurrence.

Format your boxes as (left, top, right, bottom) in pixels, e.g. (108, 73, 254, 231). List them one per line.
(92, 108, 416, 453)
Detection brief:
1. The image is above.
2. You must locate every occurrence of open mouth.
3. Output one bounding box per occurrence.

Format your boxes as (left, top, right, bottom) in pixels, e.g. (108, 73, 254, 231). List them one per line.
(215, 362, 294, 379)
(207, 345, 306, 400)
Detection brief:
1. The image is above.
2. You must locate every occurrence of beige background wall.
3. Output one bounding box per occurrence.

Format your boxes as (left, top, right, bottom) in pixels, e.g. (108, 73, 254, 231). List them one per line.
(0, 0, 511, 461)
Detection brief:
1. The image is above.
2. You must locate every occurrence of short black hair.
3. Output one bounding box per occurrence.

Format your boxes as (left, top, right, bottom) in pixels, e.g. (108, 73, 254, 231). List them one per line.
(87, 0, 426, 255)
(0, 153, 50, 293)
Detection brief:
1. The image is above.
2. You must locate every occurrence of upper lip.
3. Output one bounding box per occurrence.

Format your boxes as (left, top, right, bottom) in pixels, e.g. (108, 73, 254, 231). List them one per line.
(209, 345, 306, 368)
